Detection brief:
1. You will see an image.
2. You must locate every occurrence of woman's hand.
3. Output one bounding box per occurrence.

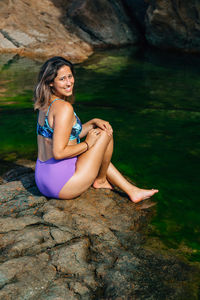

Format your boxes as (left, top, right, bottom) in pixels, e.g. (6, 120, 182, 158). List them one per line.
(85, 128, 101, 148)
(93, 118, 113, 136)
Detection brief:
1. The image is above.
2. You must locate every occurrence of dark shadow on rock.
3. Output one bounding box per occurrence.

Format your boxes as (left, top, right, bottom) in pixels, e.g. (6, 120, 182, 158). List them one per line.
(1, 160, 41, 197)
(50, 0, 140, 47)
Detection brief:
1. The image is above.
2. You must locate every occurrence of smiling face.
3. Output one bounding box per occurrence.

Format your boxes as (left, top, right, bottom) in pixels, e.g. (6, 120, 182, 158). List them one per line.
(50, 65, 74, 98)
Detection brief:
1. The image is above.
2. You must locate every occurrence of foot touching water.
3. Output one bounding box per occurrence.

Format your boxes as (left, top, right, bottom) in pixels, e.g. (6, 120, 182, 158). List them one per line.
(127, 187, 159, 203)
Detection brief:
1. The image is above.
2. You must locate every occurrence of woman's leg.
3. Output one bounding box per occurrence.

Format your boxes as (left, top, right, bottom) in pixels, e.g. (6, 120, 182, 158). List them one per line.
(90, 135, 158, 202)
(59, 130, 158, 202)
(106, 162, 159, 203)
(59, 130, 112, 199)
(93, 137, 114, 189)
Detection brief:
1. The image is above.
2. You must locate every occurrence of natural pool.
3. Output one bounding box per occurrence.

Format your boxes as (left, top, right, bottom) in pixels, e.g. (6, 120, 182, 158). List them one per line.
(0, 48, 200, 262)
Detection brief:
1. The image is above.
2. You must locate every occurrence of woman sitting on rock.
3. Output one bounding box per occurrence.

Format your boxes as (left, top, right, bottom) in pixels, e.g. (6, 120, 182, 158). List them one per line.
(34, 56, 158, 202)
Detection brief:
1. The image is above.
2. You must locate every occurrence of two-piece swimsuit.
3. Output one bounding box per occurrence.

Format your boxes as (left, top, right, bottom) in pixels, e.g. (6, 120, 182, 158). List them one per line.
(35, 98, 82, 198)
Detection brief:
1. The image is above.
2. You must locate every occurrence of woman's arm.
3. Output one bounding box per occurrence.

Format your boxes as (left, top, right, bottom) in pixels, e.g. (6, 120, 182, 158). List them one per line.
(80, 118, 113, 138)
(79, 119, 96, 138)
(52, 102, 89, 160)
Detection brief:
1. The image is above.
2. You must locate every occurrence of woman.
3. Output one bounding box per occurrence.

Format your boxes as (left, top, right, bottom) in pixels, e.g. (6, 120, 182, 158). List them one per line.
(34, 56, 158, 202)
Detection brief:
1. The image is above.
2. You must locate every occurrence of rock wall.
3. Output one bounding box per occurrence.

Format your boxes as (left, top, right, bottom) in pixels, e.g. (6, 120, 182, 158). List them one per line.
(0, 0, 140, 62)
(122, 0, 149, 33)
(0, 0, 200, 63)
(54, 0, 140, 47)
(145, 0, 200, 52)
(0, 0, 93, 63)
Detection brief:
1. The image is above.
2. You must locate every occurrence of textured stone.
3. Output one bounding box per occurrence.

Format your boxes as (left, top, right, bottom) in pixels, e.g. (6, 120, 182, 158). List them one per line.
(0, 253, 56, 298)
(64, 0, 139, 47)
(0, 215, 42, 233)
(1, 0, 200, 60)
(0, 32, 17, 49)
(39, 278, 79, 300)
(0, 0, 93, 62)
(51, 238, 92, 276)
(145, 0, 200, 53)
(0, 0, 141, 62)
(0, 163, 199, 299)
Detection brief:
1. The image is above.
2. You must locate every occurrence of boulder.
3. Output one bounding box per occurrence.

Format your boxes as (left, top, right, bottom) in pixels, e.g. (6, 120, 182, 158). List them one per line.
(63, 0, 140, 47)
(0, 0, 141, 62)
(0, 0, 93, 63)
(0, 162, 199, 299)
(145, 0, 200, 53)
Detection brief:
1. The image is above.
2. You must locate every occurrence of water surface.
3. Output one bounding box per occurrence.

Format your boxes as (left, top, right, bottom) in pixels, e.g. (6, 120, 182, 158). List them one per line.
(0, 49, 199, 261)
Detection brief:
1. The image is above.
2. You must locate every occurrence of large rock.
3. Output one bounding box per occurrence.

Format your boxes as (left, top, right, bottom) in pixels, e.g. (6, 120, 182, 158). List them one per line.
(0, 0, 141, 61)
(0, 0, 93, 63)
(1, 0, 200, 60)
(145, 0, 200, 52)
(62, 0, 140, 47)
(0, 163, 199, 299)
(122, 0, 149, 33)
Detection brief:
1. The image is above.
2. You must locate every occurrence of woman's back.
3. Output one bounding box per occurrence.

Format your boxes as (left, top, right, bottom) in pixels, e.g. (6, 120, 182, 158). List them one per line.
(37, 99, 81, 162)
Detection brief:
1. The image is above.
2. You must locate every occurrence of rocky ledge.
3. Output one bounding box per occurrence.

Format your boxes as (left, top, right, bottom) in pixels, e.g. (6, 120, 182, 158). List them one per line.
(0, 162, 199, 299)
(0, 0, 139, 63)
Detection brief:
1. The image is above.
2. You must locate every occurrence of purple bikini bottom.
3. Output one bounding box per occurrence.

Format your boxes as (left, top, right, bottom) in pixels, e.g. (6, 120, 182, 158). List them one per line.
(35, 157, 77, 198)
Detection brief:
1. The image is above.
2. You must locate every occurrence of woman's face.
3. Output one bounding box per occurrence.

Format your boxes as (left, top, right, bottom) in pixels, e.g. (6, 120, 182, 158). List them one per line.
(50, 65, 74, 98)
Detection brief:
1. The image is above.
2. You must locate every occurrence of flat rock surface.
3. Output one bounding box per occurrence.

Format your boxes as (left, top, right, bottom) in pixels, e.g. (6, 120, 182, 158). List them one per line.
(0, 163, 199, 299)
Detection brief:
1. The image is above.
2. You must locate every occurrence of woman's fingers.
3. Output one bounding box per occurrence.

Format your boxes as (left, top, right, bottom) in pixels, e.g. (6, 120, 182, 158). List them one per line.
(89, 127, 112, 137)
(89, 128, 101, 136)
(100, 122, 113, 136)
(96, 120, 112, 131)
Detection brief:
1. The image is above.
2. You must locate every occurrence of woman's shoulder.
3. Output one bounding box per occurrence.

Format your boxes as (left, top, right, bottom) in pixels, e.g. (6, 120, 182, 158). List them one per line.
(53, 100, 74, 116)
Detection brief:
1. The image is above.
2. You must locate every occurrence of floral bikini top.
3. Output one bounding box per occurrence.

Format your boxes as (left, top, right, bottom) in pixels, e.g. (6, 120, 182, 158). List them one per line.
(37, 98, 82, 143)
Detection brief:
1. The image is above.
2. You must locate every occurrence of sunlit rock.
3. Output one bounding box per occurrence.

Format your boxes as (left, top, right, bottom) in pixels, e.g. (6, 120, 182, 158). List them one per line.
(0, 163, 198, 299)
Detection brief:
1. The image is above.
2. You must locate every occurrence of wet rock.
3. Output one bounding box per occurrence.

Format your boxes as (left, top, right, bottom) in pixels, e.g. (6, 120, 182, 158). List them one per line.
(0, 163, 199, 299)
(145, 0, 200, 53)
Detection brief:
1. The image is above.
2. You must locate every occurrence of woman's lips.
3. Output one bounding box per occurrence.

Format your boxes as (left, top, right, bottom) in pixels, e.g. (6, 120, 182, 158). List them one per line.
(65, 87, 72, 92)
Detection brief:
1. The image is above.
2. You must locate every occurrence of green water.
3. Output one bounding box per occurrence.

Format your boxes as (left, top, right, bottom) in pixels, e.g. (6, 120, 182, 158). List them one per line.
(0, 49, 199, 261)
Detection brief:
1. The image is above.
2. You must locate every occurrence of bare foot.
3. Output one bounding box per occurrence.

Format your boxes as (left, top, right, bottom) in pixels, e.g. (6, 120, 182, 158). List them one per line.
(127, 187, 159, 203)
(93, 178, 113, 190)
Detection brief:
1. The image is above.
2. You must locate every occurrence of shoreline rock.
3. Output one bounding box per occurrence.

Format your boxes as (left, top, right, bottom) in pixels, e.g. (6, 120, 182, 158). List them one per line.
(1, 0, 200, 62)
(0, 0, 140, 63)
(0, 162, 199, 299)
(0, 0, 93, 63)
(145, 0, 200, 53)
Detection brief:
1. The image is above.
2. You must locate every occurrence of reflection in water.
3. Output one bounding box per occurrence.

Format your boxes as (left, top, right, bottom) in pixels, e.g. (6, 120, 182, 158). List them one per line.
(0, 48, 200, 262)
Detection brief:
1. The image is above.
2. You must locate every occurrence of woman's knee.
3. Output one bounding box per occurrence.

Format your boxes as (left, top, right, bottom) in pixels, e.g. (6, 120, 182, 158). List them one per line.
(98, 129, 112, 143)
